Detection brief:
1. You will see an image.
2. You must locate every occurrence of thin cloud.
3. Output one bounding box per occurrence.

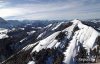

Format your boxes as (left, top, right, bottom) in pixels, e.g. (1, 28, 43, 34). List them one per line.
(0, 8, 23, 18)
(0, 0, 100, 20)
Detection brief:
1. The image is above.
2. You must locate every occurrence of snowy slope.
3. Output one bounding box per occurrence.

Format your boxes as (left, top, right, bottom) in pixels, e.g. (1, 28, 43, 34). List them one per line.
(0, 28, 8, 39)
(31, 31, 61, 52)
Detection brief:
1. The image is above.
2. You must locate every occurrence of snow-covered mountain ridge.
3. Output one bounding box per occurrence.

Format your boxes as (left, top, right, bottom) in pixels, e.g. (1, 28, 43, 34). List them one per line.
(1, 19, 100, 64)
(63, 19, 100, 64)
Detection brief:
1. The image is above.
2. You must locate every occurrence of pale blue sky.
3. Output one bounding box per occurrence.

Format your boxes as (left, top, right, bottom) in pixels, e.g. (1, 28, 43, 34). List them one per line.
(0, 0, 100, 20)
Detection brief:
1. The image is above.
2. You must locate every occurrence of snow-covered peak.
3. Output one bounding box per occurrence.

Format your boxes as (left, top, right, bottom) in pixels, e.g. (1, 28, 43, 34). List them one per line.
(71, 19, 81, 25)
(71, 19, 90, 29)
(70, 19, 100, 49)
(63, 19, 100, 64)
